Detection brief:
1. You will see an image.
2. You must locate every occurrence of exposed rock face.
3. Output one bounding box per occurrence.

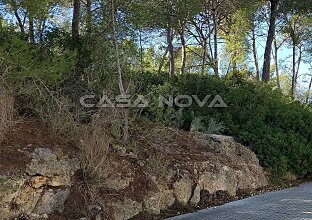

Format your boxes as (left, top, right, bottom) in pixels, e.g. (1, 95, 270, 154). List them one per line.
(101, 134, 268, 220)
(0, 129, 268, 220)
(0, 148, 79, 219)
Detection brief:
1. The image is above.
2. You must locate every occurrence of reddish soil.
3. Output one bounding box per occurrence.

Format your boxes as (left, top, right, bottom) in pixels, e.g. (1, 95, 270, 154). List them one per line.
(0, 117, 78, 175)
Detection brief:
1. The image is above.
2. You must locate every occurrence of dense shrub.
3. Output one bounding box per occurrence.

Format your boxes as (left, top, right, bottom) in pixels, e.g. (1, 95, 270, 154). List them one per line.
(135, 73, 312, 177)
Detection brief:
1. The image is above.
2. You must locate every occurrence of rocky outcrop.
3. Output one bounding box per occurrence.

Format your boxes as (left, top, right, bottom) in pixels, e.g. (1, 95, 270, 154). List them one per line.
(0, 129, 268, 220)
(0, 148, 79, 219)
(100, 134, 269, 220)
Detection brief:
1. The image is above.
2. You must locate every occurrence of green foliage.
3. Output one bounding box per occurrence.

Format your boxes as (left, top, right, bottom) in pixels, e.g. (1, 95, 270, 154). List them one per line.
(136, 72, 312, 177)
(221, 9, 251, 71)
(0, 29, 77, 115)
(191, 117, 225, 134)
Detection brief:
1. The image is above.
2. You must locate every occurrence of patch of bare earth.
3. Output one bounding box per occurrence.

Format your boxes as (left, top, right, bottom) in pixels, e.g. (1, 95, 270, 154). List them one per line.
(0, 118, 78, 176)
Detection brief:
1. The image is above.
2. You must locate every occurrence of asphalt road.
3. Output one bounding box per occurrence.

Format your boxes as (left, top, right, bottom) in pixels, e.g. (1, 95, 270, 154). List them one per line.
(168, 183, 312, 220)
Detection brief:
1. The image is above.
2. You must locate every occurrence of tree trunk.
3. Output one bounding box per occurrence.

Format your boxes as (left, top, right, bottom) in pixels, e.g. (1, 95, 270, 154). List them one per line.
(86, 0, 92, 33)
(252, 26, 260, 80)
(201, 41, 207, 75)
(306, 76, 312, 104)
(0, 16, 2, 32)
(39, 18, 46, 44)
(262, 0, 279, 82)
(233, 56, 238, 74)
(295, 46, 303, 82)
(158, 47, 169, 74)
(273, 39, 281, 89)
(10, 0, 25, 33)
(139, 29, 144, 74)
(14, 10, 25, 34)
(111, 0, 128, 141)
(111, 0, 125, 96)
(167, 23, 175, 77)
(72, 0, 81, 38)
(291, 44, 296, 99)
(180, 27, 186, 75)
(212, 9, 219, 77)
(29, 15, 35, 43)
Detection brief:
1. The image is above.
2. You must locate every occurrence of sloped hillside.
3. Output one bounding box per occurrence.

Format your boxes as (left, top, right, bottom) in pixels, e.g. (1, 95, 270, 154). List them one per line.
(0, 118, 268, 220)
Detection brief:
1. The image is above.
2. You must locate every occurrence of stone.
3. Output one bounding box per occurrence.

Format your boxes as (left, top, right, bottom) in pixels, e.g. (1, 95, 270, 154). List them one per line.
(26, 148, 80, 187)
(143, 191, 162, 214)
(189, 185, 201, 206)
(109, 199, 143, 220)
(159, 189, 175, 210)
(198, 165, 237, 197)
(173, 175, 193, 205)
(103, 176, 133, 190)
(34, 189, 70, 215)
(0, 148, 78, 219)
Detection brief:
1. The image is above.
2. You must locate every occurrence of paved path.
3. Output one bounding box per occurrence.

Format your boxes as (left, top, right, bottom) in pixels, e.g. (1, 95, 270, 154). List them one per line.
(168, 183, 312, 220)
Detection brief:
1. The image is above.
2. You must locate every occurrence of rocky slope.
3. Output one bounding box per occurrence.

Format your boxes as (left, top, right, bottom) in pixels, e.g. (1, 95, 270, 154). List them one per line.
(0, 119, 268, 220)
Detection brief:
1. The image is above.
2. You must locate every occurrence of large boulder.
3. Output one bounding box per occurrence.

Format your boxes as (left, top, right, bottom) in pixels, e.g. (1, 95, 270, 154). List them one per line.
(0, 148, 79, 219)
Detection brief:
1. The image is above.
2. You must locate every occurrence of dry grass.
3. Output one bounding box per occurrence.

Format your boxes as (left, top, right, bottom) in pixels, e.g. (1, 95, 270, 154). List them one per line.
(0, 86, 14, 141)
(42, 97, 81, 139)
(80, 112, 113, 183)
(91, 108, 130, 141)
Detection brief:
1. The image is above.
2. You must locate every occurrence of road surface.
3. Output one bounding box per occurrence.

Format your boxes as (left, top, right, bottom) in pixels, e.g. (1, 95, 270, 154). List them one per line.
(168, 183, 312, 220)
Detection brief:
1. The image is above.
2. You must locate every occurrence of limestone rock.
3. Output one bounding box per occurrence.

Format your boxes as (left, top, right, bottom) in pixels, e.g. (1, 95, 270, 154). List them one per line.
(143, 191, 162, 214)
(0, 148, 78, 219)
(33, 189, 70, 215)
(143, 185, 175, 215)
(198, 165, 236, 197)
(26, 148, 80, 187)
(159, 189, 175, 211)
(173, 175, 193, 205)
(103, 176, 133, 190)
(109, 199, 143, 220)
(189, 184, 201, 206)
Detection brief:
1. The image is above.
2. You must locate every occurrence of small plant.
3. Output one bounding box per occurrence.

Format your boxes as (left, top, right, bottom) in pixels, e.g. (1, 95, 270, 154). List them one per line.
(191, 117, 225, 134)
(190, 117, 205, 132)
(205, 118, 225, 134)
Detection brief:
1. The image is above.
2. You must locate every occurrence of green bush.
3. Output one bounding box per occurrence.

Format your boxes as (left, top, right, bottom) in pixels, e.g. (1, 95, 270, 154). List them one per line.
(135, 73, 312, 177)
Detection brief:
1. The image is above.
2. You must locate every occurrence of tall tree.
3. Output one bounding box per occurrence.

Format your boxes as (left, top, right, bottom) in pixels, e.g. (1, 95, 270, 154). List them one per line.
(72, 0, 80, 38)
(307, 75, 312, 104)
(111, 0, 125, 95)
(262, 0, 279, 82)
(0, 16, 3, 32)
(28, 14, 34, 43)
(166, 15, 175, 77)
(281, 13, 310, 98)
(251, 24, 260, 79)
(179, 25, 187, 75)
(9, 0, 26, 34)
(86, 0, 92, 33)
(221, 9, 251, 73)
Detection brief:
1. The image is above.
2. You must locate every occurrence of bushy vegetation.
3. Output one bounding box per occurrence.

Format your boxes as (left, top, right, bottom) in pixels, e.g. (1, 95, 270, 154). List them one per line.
(136, 73, 312, 176)
(1, 30, 311, 177)
(0, 0, 311, 182)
